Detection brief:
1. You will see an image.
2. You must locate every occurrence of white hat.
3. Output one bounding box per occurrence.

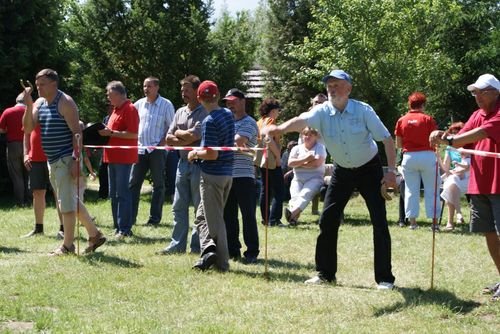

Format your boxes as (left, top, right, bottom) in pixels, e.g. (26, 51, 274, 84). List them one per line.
(467, 74, 500, 91)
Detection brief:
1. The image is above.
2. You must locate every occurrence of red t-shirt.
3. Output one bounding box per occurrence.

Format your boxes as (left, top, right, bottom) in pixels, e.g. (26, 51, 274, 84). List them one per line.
(29, 125, 48, 162)
(0, 104, 25, 142)
(394, 111, 437, 152)
(103, 100, 139, 164)
(460, 101, 500, 194)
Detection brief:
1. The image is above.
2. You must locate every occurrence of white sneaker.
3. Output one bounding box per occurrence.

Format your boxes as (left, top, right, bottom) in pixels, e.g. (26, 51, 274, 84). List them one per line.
(304, 276, 335, 285)
(377, 282, 395, 290)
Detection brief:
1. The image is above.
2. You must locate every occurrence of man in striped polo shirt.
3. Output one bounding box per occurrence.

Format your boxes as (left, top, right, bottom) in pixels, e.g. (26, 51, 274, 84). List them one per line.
(130, 77, 175, 227)
(22, 68, 106, 255)
(222, 88, 260, 264)
(188, 80, 234, 272)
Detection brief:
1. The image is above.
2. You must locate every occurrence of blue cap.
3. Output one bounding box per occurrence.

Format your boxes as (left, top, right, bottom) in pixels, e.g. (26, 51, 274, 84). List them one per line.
(322, 70, 352, 84)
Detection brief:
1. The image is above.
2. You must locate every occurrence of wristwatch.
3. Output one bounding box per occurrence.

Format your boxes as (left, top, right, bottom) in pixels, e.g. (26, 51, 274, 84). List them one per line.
(387, 167, 397, 174)
(446, 136, 454, 146)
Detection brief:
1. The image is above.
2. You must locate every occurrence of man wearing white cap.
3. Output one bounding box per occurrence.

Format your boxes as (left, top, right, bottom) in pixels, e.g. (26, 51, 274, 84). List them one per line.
(430, 73, 500, 301)
(265, 69, 397, 289)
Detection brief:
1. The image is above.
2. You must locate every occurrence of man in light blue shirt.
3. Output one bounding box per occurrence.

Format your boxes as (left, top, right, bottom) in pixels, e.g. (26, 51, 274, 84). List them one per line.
(265, 69, 397, 289)
(130, 77, 175, 226)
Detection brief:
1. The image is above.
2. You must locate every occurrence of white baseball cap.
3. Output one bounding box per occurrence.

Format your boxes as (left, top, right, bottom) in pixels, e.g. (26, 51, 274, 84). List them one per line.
(467, 73, 500, 91)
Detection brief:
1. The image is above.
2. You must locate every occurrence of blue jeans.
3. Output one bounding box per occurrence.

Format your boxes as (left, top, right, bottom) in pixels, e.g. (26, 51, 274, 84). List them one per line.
(108, 163, 133, 234)
(129, 150, 166, 225)
(259, 167, 284, 225)
(166, 158, 201, 253)
(316, 155, 395, 284)
(224, 177, 259, 258)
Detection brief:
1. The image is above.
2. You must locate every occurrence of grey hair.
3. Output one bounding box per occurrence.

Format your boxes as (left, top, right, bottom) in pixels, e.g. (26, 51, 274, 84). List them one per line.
(106, 81, 127, 96)
(16, 92, 25, 104)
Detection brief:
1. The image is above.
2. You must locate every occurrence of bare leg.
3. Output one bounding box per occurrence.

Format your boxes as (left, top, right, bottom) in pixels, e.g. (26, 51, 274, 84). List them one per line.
(77, 200, 99, 237)
(33, 189, 46, 225)
(485, 232, 500, 275)
(446, 201, 455, 228)
(62, 212, 76, 248)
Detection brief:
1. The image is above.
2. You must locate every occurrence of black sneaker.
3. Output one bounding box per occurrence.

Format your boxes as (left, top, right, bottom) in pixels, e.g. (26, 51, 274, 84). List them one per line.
(193, 252, 217, 271)
(244, 256, 258, 264)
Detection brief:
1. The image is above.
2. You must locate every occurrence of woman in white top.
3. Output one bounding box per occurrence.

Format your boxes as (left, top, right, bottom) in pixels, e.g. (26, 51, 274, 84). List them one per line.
(285, 127, 327, 225)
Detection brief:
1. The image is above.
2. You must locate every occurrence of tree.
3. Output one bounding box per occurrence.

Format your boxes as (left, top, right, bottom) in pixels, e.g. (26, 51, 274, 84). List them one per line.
(66, 0, 212, 122)
(290, 0, 499, 128)
(206, 9, 259, 97)
(261, 0, 317, 123)
(0, 0, 70, 110)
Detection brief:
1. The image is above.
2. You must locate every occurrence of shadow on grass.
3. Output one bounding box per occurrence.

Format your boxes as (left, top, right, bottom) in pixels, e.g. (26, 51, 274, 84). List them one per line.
(105, 235, 169, 245)
(373, 287, 481, 316)
(78, 252, 143, 268)
(0, 246, 25, 254)
(230, 258, 315, 282)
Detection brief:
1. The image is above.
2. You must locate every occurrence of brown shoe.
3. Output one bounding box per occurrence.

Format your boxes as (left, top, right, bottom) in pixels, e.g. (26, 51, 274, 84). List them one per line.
(49, 244, 75, 256)
(84, 231, 107, 254)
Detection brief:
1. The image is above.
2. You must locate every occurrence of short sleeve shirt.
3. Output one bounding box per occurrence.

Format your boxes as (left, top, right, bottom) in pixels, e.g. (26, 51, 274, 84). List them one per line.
(200, 107, 234, 176)
(290, 142, 327, 180)
(233, 115, 258, 178)
(394, 111, 437, 152)
(459, 101, 500, 194)
(104, 100, 139, 164)
(300, 99, 391, 168)
(168, 104, 208, 159)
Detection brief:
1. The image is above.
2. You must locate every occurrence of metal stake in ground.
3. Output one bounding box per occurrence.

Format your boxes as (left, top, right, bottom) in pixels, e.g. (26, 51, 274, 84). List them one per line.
(263, 137, 271, 280)
(430, 147, 440, 289)
(75, 133, 81, 256)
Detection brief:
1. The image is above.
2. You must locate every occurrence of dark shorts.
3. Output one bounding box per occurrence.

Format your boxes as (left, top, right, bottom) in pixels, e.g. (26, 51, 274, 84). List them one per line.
(470, 194, 500, 234)
(29, 161, 50, 190)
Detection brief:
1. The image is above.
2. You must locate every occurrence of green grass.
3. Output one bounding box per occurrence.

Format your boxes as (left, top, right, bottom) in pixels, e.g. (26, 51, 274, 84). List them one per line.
(0, 186, 498, 333)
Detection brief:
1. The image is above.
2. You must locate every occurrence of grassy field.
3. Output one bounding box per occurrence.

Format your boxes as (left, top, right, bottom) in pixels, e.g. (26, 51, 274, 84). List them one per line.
(0, 184, 498, 333)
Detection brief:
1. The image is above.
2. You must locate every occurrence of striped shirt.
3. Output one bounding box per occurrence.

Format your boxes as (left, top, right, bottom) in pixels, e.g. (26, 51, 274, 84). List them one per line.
(200, 107, 234, 176)
(134, 95, 175, 154)
(233, 115, 258, 178)
(38, 90, 73, 163)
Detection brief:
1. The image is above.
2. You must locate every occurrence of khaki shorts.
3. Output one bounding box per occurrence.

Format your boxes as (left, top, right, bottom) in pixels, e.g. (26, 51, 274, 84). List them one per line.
(48, 155, 77, 213)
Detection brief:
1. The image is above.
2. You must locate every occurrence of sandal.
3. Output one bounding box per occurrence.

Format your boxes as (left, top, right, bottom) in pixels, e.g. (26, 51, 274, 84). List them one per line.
(444, 224, 455, 231)
(49, 244, 75, 256)
(482, 282, 500, 295)
(84, 231, 107, 254)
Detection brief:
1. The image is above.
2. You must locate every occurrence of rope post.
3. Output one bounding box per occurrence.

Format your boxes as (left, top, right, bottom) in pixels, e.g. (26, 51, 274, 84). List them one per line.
(75, 133, 81, 256)
(263, 137, 271, 280)
(430, 147, 440, 289)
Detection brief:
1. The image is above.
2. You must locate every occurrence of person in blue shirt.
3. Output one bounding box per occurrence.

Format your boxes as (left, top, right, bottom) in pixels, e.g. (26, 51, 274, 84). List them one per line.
(187, 80, 234, 272)
(265, 69, 397, 289)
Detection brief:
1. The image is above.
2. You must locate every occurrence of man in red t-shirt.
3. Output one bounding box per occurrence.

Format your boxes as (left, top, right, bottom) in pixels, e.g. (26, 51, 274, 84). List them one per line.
(22, 125, 64, 238)
(430, 73, 500, 301)
(99, 81, 139, 239)
(0, 92, 31, 206)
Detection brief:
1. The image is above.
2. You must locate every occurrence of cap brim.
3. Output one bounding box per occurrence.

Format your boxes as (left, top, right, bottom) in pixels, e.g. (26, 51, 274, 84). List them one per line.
(222, 95, 239, 101)
(467, 83, 492, 91)
(322, 75, 334, 83)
